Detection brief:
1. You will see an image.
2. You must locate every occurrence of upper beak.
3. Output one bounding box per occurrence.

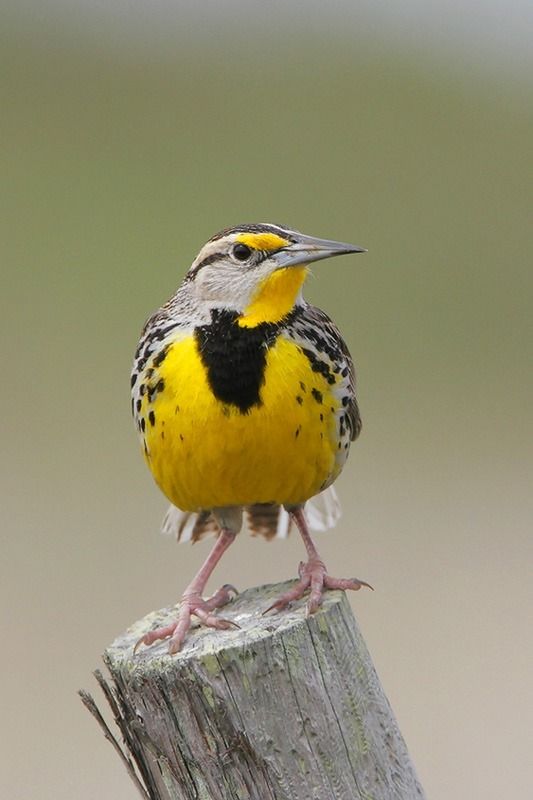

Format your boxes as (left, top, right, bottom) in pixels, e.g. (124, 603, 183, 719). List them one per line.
(272, 232, 367, 269)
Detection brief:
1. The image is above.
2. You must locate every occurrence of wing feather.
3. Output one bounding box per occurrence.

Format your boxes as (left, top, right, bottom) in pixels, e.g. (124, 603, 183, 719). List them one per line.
(284, 303, 361, 441)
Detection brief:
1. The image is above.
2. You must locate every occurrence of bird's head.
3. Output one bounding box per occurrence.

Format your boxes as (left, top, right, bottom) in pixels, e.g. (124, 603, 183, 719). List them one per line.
(184, 223, 366, 326)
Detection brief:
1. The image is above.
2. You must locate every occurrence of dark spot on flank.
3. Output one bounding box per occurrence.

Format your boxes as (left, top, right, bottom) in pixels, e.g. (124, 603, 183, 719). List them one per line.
(130, 373, 137, 388)
(175, 405, 180, 414)
(148, 380, 165, 401)
(299, 381, 306, 392)
(140, 417, 146, 432)
(144, 441, 148, 455)
(136, 399, 142, 412)
(341, 366, 349, 378)
(301, 348, 336, 385)
(330, 406, 335, 413)
(338, 442, 342, 449)
(295, 426, 301, 438)
(344, 443, 349, 449)
(131, 398, 134, 415)
(342, 396, 349, 407)
(320, 432, 323, 439)
(146, 368, 154, 379)
(161, 431, 165, 440)
(296, 395, 303, 405)
(148, 411, 156, 426)
(153, 345, 169, 367)
(320, 413, 324, 421)
(311, 388, 323, 404)
(140, 384, 146, 396)
(179, 434, 184, 441)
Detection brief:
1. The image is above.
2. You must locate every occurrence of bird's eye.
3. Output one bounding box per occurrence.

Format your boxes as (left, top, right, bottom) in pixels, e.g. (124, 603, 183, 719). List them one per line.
(232, 243, 252, 262)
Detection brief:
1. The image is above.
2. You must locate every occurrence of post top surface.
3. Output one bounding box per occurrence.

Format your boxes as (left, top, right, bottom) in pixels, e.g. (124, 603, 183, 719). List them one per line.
(105, 581, 348, 672)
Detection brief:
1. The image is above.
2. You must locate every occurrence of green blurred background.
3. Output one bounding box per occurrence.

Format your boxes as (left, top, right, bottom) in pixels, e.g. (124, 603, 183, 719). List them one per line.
(2, 2, 532, 799)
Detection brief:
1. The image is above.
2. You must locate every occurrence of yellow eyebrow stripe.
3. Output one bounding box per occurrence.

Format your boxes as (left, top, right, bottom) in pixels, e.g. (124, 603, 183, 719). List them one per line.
(236, 232, 289, 251)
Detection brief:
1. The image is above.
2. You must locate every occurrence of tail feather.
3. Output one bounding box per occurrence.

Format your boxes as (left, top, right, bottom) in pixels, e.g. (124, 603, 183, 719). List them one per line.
(245, 504, 292, 540)
(304, 485, 342, 531)
(161, 486, 342, 543)
(161, 507, 218, 543)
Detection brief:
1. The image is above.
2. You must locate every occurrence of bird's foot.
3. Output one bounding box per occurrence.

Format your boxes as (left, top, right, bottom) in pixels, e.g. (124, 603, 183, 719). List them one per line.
(265, 559, 372, 615)
(134, 583, 239, 655)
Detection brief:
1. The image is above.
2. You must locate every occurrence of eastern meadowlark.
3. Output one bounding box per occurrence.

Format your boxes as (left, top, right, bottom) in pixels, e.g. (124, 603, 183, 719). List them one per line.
(132, 223, 370, 654)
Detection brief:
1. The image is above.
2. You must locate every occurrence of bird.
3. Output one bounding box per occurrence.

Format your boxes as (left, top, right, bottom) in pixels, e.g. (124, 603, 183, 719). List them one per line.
(131, 222, 370, 654)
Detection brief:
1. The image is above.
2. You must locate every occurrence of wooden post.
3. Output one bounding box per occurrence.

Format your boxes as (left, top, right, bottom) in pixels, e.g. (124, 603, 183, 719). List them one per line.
(81, 582, 425, 800)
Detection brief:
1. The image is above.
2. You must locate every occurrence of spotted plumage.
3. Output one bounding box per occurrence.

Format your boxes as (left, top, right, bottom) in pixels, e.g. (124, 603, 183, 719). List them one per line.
(132, 223, 370, 654)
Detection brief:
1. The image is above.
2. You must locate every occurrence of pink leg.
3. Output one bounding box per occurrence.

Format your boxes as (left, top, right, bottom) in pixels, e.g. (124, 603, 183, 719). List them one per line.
(135, 529, 239, 655)
(265, 507, 372, 615)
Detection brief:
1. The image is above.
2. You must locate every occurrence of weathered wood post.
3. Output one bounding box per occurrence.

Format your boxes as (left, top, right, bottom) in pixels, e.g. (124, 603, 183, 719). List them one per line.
(81, 581, 425, 800)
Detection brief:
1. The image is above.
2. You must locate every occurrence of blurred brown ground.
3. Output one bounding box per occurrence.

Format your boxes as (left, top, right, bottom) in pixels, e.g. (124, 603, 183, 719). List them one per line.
(1, 7, 532, 800)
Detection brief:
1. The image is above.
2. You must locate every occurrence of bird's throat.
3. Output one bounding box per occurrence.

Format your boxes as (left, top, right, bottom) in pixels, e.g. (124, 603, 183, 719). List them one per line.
(239, 266, 308, 328)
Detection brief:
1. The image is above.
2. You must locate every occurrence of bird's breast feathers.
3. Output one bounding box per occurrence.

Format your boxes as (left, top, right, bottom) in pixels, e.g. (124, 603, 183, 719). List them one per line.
(131, 306, 356, 511)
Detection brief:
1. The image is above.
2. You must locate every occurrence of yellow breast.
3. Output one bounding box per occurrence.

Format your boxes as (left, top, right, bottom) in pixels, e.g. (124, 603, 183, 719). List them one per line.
(138, 335, 341, 511)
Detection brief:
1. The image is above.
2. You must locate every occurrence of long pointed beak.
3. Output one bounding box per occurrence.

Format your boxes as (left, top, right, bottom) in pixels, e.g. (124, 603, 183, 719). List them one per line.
(272, 233, 366, 269)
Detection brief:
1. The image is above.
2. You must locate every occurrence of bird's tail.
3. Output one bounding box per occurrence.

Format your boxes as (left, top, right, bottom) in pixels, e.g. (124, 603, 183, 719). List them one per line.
(161, 486, 342, 543)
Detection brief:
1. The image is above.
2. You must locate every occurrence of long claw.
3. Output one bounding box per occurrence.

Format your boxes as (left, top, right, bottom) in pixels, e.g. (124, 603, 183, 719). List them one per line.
(194, 607, 240, 630)
(262, 600, 284, 615)
(263, 577, 312, 615)
(263, 597, 291, 615)
(324, 575, 374, 592)
(203, 583, 239, 611)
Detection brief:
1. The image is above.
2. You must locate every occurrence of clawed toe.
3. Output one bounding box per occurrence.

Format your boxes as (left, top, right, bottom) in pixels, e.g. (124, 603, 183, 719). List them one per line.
(263, 580, 309, 615)
(203, 583, 239, 611)
(264, 559, 372, 616)
(193, 606, 240, 630)
(133, 622, 179, 654)
(323, 575, 373, 592)
(134, 584, 238, 655)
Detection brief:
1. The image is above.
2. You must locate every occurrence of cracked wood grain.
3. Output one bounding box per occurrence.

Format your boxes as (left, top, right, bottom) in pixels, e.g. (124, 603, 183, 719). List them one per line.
(82, 581, 425, 800)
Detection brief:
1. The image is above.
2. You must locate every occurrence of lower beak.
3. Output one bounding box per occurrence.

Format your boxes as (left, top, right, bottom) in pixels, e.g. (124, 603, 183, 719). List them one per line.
(272, 233, 367, 269)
